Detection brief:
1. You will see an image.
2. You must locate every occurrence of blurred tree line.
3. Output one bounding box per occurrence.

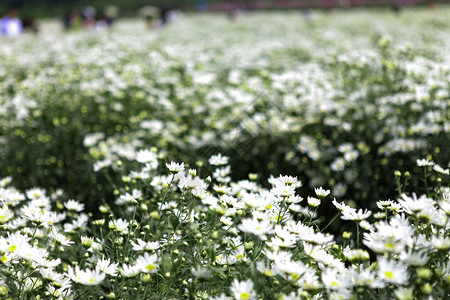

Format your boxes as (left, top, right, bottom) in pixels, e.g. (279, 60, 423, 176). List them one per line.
(0, 0, 258, 18)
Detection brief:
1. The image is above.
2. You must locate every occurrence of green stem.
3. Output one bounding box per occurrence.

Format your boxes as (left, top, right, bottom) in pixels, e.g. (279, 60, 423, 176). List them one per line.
(321, 213, 340, 233)
(356, 222, 360, 249)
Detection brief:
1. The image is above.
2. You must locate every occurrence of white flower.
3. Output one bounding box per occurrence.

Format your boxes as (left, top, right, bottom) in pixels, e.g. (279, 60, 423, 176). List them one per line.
(377, 257, 408, 285)
(332, 198, 351, 211)
(394, 287, 414, 300)
(81, 236, 94, 248)
(431, 236, 450, 250)
(93, 159, 112, 172)
(96, 257, 118, 276)
(398, 193, 433, 215)
(230, 279, 257, 300)
(237, 217, 274, 240)
(416, 159, 434, 167)
(399, 250, 429, 267)
(307, 196, 321, 207)
(433, 164, 449, 175)
(136, 149, 158, 164)
(256, 261, 278, 277)
(64, 199, 84, 212)
(67, 266, 105, 286)
(0, 206, 14, 224)
(166, 161, 185, 173)
(341, 208, 372, 221)
(108, 218, 129, 234)
(49, 229, 74, 246)
(136, 252, 159, 273)
(268, 175, 301, 188)
(272, 185, 296, 198)
(314, 187, 330, 198)
(321, 269, 352, 291)
(120, 264, 141, 277)
(131, 239, 160, 251)
(209, 154, 229, 166)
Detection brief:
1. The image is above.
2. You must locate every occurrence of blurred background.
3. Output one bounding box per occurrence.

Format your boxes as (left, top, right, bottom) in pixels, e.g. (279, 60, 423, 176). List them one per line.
(0, 0, 447, 19)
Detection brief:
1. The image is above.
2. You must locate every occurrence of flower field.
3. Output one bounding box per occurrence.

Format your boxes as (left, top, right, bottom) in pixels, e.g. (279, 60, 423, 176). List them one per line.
(0, 8, 449, 299)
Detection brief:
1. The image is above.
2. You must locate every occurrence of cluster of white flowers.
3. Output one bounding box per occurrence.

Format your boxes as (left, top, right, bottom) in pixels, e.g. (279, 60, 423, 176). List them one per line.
(0, 8, 449, 300)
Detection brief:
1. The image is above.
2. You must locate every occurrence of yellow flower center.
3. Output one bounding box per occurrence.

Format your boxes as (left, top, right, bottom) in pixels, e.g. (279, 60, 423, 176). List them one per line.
(8, 245, 17, 253)
(240, 292, 250, 299)
(331, 281, 340, 287)
(385, 242, 395, 249)
(385, 271, 394, 279)
(146, 264, 155, 272)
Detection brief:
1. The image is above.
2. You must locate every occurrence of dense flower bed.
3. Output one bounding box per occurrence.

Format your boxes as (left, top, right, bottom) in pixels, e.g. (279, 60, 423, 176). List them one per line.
(0, 155, 448, 299)
(0, 8, 449, 299)
(0, 10, 448, 208)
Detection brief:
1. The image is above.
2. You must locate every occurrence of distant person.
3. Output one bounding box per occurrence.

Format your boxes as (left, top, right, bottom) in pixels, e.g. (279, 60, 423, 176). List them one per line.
(82, 6, 97, 29)
(195, 0, 208, 11)
(22, 16, 39, 34)
(228, 5, 242, 22)
(392, 4, 402, 14)
(139, 6, 160, 29)
(104, 5, 119, 27)
(301, 9, 313, 21)
(63, 9, 82, 31)
(0, 8, 22, 37)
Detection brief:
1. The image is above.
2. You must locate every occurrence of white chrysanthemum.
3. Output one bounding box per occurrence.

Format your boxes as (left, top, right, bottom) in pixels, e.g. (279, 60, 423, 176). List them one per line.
(377, 257, 408, 285)
(237, 217, 274, 240)
(398, 193, 434, 215)
(121, 263, 141, 277)
(93, 159, 112, 172)
(230, 279, 257, 300)
(166, 161, 185, 173)
(136, 252, 159, 273)
(67, 266, 106, 286)
(136, 149, 158, 164)
(64, 199, 84, 212)
(49, 229, 74, 246)
(321, 268, 352, 291)
(0, 206, 14, 224)
(433, 164, 449, 175)
(131, 239, 160, 251)
(96, 257, 118, 276)
(341, 208, 372, 221)
(431, 236, 450, 250)
(209, 154, 229, 166)
(108, 218, 129, 234)
(307, 196, 321, 207)
(315, 187, 330, 198)
(416, 158, 434, 167)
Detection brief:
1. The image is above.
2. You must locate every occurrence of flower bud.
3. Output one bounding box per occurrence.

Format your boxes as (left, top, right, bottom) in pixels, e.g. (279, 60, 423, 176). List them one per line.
(0, 286, 7, 296)
(417, 268, 431, 280)
(422, 283, 432, 295)
(150, 211, 160, 220)
(142, 274, 151, 283)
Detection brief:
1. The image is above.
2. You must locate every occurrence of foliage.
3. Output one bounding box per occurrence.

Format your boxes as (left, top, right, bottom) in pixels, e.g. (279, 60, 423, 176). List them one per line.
(0, 10, 448, 211)
(0, 155, 448, 299)
(0, 9, 449, 299)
